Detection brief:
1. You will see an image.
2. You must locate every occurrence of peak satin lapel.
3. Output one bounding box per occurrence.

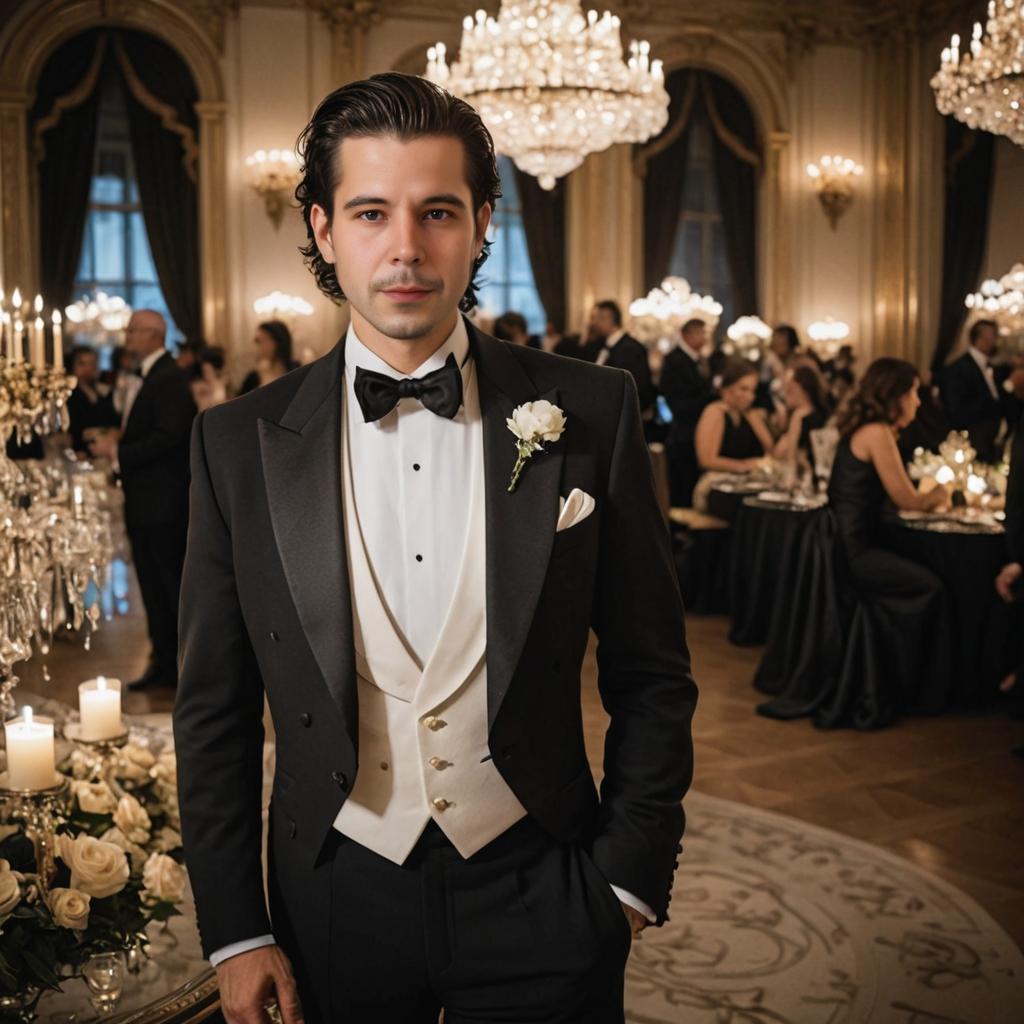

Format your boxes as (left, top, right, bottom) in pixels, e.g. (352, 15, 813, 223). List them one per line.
(471, 326, 563, 730)
(258, 343, 357, 748)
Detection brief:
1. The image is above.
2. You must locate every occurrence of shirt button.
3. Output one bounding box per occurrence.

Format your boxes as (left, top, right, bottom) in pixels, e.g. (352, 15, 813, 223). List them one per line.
(422, 716, 447, 731)
(332, 771, 348, 790)
(432, 798, 452, 811)
(413, 463, 421, 471)
(415, 554, 423, 562)
(429, 757, 450, 770)
(380, 761, 389, 771)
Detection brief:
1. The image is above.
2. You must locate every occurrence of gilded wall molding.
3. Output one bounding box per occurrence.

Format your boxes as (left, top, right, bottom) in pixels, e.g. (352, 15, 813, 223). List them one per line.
(310, 1, 383, 83)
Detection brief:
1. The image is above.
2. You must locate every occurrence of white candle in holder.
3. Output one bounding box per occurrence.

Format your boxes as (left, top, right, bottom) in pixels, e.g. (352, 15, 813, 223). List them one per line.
(52, 310, 63, 371)
(5, 707, 56, 789)
(78, 677, 123, 741)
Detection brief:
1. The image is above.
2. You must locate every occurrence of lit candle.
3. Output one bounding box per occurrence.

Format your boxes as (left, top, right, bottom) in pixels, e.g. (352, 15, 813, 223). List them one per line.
(0, 312, 9, 362)
(12, 319, 23, 363)
(52, 310, 63, 371)
(32, 316, 45, 369)
(72, 484, 85, 518)
(5, 707, 56, 789)
(11, 288, 22, 316)
(78, 677, 123, 741)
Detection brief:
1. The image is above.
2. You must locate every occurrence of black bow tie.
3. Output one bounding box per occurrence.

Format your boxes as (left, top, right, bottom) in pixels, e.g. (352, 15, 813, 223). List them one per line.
(352, 353, 463, 424)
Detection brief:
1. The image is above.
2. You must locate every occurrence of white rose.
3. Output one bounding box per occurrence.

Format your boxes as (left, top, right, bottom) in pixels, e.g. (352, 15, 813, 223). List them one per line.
(72, 780, 117, 815)
(57, 833, 129, 898)
(116, 743, 156, 783)
(141, 853, 185, 905)
(100, 828, 147, 873)
(0, 859, 22, 918)
(152, 827, 182, 854)
(113, 795, 151, 844)
(68, 750, 91, 780)
(507, 401, 566, 444)
(47, 887, 91, 930)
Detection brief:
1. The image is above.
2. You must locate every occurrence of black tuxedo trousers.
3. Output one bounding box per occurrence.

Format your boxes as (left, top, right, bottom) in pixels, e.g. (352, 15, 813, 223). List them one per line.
(276, 817, 630, 1023)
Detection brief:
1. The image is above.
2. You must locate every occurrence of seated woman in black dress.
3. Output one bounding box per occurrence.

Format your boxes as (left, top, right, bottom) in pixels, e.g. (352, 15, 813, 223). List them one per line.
(694, 358, 774, 474)
(773, 363, 832, 461)
(829, 357, 952, 724)
(238, 320, 300, 395)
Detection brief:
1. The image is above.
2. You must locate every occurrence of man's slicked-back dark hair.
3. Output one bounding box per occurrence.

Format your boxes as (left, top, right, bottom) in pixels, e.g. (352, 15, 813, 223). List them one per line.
(295, 72, 502, 312)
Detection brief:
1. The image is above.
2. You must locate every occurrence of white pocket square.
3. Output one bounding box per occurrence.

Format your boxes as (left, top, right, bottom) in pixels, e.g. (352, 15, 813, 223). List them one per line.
(556, 488, 596, 532)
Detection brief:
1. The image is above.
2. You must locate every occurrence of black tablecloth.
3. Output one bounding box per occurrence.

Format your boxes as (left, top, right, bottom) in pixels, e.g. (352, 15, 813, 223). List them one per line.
(728, 499, 823, 645)
(881, 520, 1012, 704)
(706, 487, 749, 523)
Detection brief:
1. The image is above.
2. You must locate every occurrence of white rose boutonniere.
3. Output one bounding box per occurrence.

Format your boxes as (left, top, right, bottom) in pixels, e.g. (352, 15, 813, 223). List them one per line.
(506, 400, 567, 493)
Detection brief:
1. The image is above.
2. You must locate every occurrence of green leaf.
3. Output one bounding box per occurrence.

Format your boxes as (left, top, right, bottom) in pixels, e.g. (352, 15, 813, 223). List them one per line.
(22, 949, 61, 991)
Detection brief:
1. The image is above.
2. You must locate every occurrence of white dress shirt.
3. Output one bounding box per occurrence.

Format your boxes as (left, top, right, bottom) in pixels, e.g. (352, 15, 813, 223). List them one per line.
(120, 346, 165, 428)
(209, 318, 652, 966)
(968, 344, 1000, 401)
(595, 328, 626, 367)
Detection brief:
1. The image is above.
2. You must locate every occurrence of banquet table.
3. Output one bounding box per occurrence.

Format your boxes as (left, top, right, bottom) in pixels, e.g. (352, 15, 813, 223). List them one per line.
(6, 693, 218, 1024)
(727, 494, 828, 646)
(882, 512, 1012, 705)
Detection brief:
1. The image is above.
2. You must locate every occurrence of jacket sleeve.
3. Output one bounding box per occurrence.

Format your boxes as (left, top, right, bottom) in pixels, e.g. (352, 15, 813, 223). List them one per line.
(589, 370, 698, 923)
(173, 411, 271, 957)
(118, 372, 196, 475)
(1006, 411, 1024, 564)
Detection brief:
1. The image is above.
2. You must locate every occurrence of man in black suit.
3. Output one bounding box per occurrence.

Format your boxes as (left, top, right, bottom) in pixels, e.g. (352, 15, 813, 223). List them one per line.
(941, 319, 1011, 463)
(659, 318, 716, 506)
(90, 310, 196, 690)
(585, 299, 656, 418)
(174, 73, 696, 1024)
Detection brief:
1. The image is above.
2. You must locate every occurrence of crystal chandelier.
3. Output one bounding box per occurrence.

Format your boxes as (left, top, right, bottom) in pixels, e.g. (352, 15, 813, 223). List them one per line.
(425, 3, 670, 190)
(932, 1, 1024, 147)
(723, 316, 772, 362)
(807, 317, 851, 360)
(628, 277, 722, 345)
(966, 263, 1024, 339)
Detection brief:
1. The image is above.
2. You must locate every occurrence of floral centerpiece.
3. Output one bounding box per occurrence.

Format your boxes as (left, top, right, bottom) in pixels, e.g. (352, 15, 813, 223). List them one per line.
(0, 739, 184, 1012)
(908, 431, 1007, 508)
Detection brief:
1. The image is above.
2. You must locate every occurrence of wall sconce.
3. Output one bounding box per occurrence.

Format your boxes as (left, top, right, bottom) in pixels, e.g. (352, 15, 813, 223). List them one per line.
(807, 317, 851, 360)
(806, 155, 864, 230)
(245, 149, 301, 229)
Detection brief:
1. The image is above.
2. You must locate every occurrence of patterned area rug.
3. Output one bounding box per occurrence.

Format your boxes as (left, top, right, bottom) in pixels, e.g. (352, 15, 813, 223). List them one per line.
(628, 791, 1024, 1024)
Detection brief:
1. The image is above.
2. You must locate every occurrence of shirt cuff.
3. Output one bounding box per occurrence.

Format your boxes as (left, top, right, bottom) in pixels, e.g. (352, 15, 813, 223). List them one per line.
(209, 934, 276, 967)
(609, 885, 656, 923)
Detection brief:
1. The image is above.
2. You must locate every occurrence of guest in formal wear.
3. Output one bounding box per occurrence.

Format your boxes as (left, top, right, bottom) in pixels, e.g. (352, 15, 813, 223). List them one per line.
(66, 345, 120, 455)
(694, 359, 774, 474)
(174, 72, 696, 1024)
(941, 319, 1009, 462)
(89, 310, 196, 691)
(773, 363, 832, 462)
(828, 357, 951, 725)
(238, 320, 300, 396)
(191, 345, 230, 412)
(492, 310, 541, 349)
(108, 343, 142, 423)
(660, 318, 715, 506)
(585, 300, 656, 417)
(177, 338, 206, 382)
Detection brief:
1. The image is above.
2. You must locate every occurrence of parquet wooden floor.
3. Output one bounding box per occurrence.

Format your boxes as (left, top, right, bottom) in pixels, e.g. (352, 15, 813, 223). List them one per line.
(19, 572, 1024, 952)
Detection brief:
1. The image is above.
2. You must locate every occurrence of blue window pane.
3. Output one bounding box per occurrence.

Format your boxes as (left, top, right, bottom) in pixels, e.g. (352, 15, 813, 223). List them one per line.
(92, 148, 126, 203)
(498, 157, 520, 206)
(669, 219, 702, 284)
(76, 217, 94, 281)
(509, 286, 546, 335)
(130, 213, 157, 282)
(92, 210, 126, 281)
(506, 224, 532, 283)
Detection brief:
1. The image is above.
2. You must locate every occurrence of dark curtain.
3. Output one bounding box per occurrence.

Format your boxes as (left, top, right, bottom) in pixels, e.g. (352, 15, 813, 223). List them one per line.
(932, 120, 996, 373)
(513, 167, 567, 332)
(639, 70, 695, 291)
(117, 30, 202, 342)
(703, 75, 760, 316)
(32, 29, 105, 310)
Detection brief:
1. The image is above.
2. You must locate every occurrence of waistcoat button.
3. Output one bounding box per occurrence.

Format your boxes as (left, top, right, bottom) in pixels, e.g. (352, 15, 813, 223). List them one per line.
(299, 713, 312, 727)
(332, 771, 348, 790)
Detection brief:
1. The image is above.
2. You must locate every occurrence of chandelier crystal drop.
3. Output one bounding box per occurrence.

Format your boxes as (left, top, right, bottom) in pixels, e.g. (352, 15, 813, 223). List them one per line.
(425, 3, 670, 190)
(931, 0, 1024, 146)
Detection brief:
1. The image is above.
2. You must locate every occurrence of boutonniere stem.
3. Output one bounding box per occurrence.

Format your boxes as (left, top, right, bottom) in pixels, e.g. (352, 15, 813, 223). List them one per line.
(506, 400, 567, 493)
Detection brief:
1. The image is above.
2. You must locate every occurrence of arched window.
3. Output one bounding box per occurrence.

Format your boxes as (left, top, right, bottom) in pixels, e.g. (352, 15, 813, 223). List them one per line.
(73, 70, 182, 351)
(639, 69, 762, 328)
(475, 156, 547, 335)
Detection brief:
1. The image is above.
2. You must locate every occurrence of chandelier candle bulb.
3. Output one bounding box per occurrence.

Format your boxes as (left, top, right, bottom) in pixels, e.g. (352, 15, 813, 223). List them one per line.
(12, 319, 23, 364)
(52, 310, 63, 371)
(78, 677, 123, 741)
(5, 707, 56, 790)
(31, 316, 45, 370)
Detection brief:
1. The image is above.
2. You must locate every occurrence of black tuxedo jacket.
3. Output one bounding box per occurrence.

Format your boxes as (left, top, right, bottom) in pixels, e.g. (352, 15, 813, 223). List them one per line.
(659, 347, 715, 446)
(940, 351, 1006, 461)
(600, 333, 656, 415)
(118, 352, 196, 527)
(173, 323, 696, 1011)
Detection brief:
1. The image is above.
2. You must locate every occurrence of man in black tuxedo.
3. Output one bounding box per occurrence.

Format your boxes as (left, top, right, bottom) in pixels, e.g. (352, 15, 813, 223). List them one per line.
(174, 74, 696, 1024)
(585, 299, 656, 418)
(659, 318, 716, 506)
(90, 310, 196, 690)
(941, 319, 1011, 463)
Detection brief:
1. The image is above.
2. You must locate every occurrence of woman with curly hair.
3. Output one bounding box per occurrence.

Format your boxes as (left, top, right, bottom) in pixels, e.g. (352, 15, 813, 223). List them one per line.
(827, 357, 951, 725)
